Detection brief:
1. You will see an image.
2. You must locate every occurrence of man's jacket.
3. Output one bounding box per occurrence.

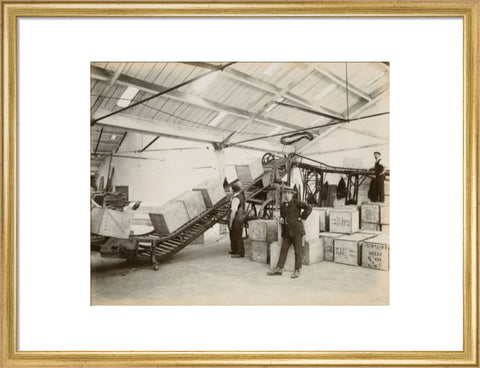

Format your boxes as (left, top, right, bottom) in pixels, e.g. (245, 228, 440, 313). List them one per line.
(280, 199, 312, 237)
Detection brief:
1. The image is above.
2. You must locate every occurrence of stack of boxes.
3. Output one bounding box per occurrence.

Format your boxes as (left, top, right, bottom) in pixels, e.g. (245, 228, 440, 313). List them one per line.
(360, 202, 390, 234)
(149, 178, 225, 236)
(264, 203, 391, 271)
(302, 208, 324, 265)
(248, 219, 278, 263)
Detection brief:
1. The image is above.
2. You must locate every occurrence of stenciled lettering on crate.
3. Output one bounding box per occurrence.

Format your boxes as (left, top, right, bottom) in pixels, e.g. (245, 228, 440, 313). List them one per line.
(361, 234, 390, 271)
(329, 209, 359, 234)
(248, 219, 278, 243)
(334, 233, 376, 266)
(318, 232, 344, 262)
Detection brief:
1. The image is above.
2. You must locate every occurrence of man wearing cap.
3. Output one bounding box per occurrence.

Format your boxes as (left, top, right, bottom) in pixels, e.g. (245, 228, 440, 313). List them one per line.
(267, 186, 312, 278)
(228, 182, 246, 258)
(373, 152, 386, 203)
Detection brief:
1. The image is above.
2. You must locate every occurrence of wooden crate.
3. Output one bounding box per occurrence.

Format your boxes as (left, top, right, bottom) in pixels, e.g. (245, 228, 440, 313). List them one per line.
(193, 178, 226, 208)
(361, 203, 390, 224)
(359, 229, 382, 236)
(303, 208, 320, 241)
(225, 165, 238, 184)
(361, 234, 390, 270)
(270, 241, 295, 271)
(380, 205, 390, 224)
(317, 208, 332, 232)
(248, 219, 278, 243)
(303, 238, 324, 265)
(91, 208, 134, 239)
(173, 191, 206, 219)
(329, 209, 359, 234)
(319, 232, 344, 262)
(251, 241, 270, 263)
(361, 203, 380, 223)
(235, 159, 264, 182)
(361, 222, 381, 231)
(149, 201, 190, 236)
(334, 233, 377, 266)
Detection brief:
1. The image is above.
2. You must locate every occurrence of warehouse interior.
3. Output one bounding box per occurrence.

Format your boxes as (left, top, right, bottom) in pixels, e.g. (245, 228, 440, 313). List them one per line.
(90, 62, 390, 306)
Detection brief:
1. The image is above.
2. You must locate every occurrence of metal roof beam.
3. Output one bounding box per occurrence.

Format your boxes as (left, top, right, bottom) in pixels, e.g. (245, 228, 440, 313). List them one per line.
(94, 109, 293, 154)
(305, 63, 372, 102)
(306, 143, 389, 156)
(298, 90, 388, 154)
(91, 65, 302, 131)
(180, 62, 344, 120)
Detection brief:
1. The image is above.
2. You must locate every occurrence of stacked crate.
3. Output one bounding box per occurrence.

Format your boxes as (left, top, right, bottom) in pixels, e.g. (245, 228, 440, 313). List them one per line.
(234, 159, 264, 183)
(334, 233, 377, 266)
(329, 208, 360, 234)
(248, 219, 278, 263)
(318, 232, 344, 262)
(150, 179, 226, 236)
(361, 233, 390, 270)
(91, 207, 134, 239)
(149, 200, 191, 236)
(192, 178, 226, 207)
(302, 208, 324, 265)
(315, 207, 332, 232)
(360, 202, 390, 234)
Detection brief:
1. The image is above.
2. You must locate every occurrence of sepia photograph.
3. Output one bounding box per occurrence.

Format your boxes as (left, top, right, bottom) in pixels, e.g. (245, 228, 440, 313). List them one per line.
(90, 62, 390, 306)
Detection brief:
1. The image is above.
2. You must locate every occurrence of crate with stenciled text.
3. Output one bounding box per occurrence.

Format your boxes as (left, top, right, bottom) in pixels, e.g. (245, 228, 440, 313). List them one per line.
(334, 232, 377, 266)
(329, 208, 360, 234)
(248, 219, 278, 243)
(361, 233, 390, 270)
(318, 232, 344, 262)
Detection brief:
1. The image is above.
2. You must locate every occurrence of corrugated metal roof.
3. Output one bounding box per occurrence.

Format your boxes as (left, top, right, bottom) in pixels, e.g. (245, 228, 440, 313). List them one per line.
(91, 62, 389, 169)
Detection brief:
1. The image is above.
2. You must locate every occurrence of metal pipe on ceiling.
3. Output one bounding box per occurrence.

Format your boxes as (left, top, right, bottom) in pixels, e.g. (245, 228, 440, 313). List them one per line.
(226, 111, 389, 147)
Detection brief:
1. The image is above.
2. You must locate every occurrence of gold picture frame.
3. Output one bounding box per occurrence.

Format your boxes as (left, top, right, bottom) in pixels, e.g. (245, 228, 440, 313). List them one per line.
(2, 1, 478, 366)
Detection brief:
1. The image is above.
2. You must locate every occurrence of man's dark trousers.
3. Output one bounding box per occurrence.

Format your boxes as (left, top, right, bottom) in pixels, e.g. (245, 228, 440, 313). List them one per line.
(277, 232, 303, 270)
(229, 220, 244, 256)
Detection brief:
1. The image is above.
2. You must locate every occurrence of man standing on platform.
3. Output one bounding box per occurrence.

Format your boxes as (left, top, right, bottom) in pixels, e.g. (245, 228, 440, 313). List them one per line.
(373, 151, 387, 203)
(228, 182, 246, 258)
(267, 187, 312, 278)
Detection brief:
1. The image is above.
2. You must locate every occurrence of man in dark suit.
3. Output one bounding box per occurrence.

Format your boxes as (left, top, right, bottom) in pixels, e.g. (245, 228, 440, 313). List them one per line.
(267, 186, 312, 279)
(228, 182, 246, 258)
(373, 151, 386, 203)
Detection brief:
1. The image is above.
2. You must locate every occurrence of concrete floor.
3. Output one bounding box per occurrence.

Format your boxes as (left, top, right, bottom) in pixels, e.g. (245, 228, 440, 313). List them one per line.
(91, 232, 389, 306)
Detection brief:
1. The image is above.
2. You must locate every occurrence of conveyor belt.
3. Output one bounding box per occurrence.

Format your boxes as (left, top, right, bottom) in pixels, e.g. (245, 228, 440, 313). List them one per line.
(151, 197, 230, 266)
(100, 197, 231, 268)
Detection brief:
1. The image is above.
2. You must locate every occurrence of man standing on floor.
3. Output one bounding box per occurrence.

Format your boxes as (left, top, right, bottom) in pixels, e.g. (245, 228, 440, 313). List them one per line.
(267, 186, 312, 278)
(229, 182, 246, 258)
